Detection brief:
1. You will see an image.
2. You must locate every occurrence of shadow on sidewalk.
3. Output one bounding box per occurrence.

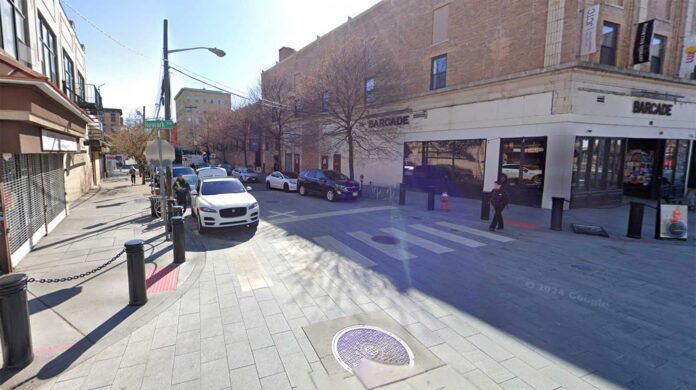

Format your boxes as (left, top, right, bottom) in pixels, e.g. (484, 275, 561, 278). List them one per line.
(28, 287, 82, 316)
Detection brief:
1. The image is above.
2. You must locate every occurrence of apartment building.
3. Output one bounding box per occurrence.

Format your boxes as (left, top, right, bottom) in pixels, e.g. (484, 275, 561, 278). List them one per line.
(0, 0, 103, 272)
(99, 107, 123, 134)
(262, 0, 696, 209)
(174, 87, 231, 149)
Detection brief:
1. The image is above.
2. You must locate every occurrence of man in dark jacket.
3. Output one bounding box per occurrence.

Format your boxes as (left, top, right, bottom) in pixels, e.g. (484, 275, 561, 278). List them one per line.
(489, 181, 509, 231)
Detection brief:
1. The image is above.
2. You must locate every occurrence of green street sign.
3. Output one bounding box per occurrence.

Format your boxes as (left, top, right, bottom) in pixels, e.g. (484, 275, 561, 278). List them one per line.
(144, 120, 174, 129)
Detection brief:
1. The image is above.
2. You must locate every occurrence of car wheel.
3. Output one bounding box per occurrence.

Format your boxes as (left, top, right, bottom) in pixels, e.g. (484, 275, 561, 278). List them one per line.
(299, 185, 307, 196)
(197, 215, 207, 235)
(326, 189, 336, 202)
(266, 181, 272, 190)
(284, 183, 289, 192)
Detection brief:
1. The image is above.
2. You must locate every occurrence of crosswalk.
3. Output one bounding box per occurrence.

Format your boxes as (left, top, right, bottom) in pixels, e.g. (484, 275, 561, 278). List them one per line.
(271, 223, 515, 268)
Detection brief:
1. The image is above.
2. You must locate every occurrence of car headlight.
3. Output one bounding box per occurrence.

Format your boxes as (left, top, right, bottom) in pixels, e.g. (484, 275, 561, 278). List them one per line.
(200, 207, 217, 213)
(249, 202, 258, 209)
(336, 185, 347, 191)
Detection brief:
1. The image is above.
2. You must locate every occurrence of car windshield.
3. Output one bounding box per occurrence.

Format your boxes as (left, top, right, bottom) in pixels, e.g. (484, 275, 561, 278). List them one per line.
(183, 175, 198, 187)
(173, 167, 195, 177)
(282, 172, 298, 179)
(324, 171, 348, 180)
(201, 180, 246, 195)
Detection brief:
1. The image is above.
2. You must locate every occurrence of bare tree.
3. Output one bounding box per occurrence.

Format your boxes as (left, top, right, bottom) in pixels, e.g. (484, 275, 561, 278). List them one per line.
(300, 40, 403, 179)
(107, 121, 156, 183)
(252, 77, 297, 171)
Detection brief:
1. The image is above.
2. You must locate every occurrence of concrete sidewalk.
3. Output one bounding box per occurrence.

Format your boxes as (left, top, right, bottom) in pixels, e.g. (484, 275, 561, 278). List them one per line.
(0, 173, 206, 389)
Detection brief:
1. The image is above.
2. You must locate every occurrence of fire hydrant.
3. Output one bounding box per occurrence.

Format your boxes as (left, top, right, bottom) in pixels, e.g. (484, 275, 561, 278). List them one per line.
(440, 192, 449, 211)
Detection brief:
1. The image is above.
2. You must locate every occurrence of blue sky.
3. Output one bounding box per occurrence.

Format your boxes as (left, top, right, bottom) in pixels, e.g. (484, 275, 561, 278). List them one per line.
(63, 0, 380, 120)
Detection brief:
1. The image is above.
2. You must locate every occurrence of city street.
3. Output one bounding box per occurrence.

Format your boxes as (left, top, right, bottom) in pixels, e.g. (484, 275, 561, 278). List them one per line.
(4, 174, 694, 389)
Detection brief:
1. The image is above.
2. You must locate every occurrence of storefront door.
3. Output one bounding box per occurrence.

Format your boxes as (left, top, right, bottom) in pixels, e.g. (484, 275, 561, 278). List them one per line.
(499, 137, 547, 207)
(294, 154, 301, 173)
(333, 154, 341, 172)
(571, 137, 625, 208)
(284, 153, 292, 172)
(321, 155, 329, 170)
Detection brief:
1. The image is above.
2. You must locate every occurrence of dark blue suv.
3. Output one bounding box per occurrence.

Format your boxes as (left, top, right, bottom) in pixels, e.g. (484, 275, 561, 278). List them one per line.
(298, 169, 361, 201)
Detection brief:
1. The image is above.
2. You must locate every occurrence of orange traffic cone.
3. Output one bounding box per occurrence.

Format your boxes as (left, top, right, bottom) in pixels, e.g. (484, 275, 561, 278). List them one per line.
(440, 192, 449, 211)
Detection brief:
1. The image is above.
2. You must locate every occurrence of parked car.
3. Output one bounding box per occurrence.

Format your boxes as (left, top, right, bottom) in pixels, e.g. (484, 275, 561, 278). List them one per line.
(181, 174, 199, 206)
(190, 178, 259, 233)
(266, 171, 299, 192)
(500, 164, 543, 185)
(197, 166, 228, 181)
(232, 167, 259, 183)
(219, 163, 234, 176)
(173, 166, 196, 178)
(298, 169, 360, 201)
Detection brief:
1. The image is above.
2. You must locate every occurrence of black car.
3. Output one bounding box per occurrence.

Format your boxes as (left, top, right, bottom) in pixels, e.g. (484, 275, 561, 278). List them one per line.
(298, 169, 361, 201)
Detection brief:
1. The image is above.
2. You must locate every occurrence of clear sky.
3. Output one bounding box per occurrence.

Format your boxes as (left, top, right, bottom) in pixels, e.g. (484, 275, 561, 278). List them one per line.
(62, 0, 380, 121)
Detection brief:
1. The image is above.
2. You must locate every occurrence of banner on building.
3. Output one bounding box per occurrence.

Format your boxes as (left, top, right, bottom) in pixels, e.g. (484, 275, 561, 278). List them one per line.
(580, 4, 600, 56)
(659, 204, 688, 240)
(41, 129, 78, 152)
(633, 20, 654, 64)
(678, 34, 696, 79)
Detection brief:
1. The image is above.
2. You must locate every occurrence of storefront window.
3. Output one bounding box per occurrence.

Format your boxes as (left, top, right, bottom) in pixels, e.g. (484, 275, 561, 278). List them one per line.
(673, 140, 689, 188)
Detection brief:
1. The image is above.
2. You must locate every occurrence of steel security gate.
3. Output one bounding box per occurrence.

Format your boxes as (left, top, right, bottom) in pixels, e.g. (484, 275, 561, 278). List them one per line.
(0, 154, 65, 265)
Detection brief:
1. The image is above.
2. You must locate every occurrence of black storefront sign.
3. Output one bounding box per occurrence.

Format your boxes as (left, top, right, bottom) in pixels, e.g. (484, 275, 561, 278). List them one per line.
(632, 101, 673, 116)
(368, 115, 409, 128)
(633, 20, 654, 64)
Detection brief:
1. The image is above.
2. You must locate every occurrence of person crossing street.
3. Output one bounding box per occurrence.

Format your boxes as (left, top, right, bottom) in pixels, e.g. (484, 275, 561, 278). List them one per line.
(173, 174, 191, 214)
(489, 180, 509, 231)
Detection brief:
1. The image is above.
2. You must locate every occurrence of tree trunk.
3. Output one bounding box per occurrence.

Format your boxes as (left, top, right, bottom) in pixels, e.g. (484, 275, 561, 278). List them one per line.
(347, 129, 355, 180)
(276, 134, 282, 171)
(243, 135, 248, 168)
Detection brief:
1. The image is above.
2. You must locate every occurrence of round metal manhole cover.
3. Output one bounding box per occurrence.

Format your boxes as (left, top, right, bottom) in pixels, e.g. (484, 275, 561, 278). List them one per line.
(371, 235, 400, 245)
(332, 326, 414, 373)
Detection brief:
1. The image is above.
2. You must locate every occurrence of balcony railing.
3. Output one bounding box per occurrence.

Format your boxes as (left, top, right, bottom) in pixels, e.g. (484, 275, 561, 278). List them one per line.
(73, 83, 103, 113)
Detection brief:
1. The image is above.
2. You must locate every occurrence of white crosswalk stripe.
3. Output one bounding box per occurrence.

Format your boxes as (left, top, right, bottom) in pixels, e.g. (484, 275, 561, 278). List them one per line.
(409, 224, 486, 248)
(347, 231, 417, 261)
(312, 236, 376, 268)
(379, 227, 454, 254)
(435, 221, 515, 242)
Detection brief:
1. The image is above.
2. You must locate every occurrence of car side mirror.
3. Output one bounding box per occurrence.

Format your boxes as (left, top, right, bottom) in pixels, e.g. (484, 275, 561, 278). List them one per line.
(246, 186, 252, 191)
(191, 190, 198, 196)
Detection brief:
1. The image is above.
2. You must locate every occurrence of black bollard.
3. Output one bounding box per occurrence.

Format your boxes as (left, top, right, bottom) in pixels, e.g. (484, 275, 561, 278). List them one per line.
(550, 197, 565, 231)
(399, 183, 406, 206)
(172, 205, 183, 218)
(124, 240, 147, 306)
(165, 199, 176, 235)
(481, 191, 491, 220)
(627, 202, 644, 239)
(172, 216, 186, 264)
(0, 273, 34, 369)
(427, 186, 435, 211)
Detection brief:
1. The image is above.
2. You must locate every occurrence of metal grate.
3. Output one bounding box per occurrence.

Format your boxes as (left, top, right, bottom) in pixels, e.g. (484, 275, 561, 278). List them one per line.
(1, 155, 30, 254)
(44, 154, 66, 222)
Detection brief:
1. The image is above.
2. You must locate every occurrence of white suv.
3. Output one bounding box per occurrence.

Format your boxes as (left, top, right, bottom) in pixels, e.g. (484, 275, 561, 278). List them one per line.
(191, 178, 259, 234)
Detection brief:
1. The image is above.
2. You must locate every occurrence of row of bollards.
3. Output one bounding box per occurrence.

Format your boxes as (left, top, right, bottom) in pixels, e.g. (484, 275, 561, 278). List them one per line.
(0, 197, 189, 370)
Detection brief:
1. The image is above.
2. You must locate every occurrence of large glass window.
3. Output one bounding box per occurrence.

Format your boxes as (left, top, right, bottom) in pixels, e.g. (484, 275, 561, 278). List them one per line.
(364, 78, 375, 104)
(1, 0, 26, 61)
(63, 51, 75, 99)
(39, 15, 57, 84)
(77, 72, 85, 101)
(650, 35, 665, 74)
(573, 137, 623, 192)
(431, 54, 447, 90)
(600, 22, 619, 66)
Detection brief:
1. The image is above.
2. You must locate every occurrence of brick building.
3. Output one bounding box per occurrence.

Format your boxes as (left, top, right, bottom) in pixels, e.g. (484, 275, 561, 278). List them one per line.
(98, 107, 123, 134)
(261, 0, 696, 209)
(174, 87, 231, 149)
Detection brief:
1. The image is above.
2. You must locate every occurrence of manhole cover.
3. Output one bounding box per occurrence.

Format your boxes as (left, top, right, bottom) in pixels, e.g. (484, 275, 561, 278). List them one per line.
(371, 235, 400, 245)
(571, 264, 593, 272)
(332, 326, 414, 373)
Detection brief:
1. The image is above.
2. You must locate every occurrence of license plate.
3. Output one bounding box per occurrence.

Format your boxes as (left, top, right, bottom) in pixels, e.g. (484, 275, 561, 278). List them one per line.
(352, 192, 358, 197)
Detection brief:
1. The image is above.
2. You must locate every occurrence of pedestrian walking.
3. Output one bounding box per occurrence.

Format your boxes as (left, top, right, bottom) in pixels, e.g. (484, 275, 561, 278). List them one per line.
(129, 167, 136, 185)
(173, 174, 191, 214)
(489, 181, 509, 231)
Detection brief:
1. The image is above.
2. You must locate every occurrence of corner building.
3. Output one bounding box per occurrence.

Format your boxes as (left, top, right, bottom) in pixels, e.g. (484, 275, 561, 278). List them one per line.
(262, 0, 696, 209)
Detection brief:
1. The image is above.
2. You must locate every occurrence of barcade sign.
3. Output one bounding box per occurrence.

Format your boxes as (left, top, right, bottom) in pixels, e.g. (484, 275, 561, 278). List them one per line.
(368, 115, 410, 128)
(632, 101, 673, 116)
(659, 204, 688, 240)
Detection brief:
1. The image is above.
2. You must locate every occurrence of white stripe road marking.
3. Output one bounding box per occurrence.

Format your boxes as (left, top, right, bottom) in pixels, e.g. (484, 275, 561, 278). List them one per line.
(409, 224, 486, 248)
(312, 236, 377, 268)
(379, 227, 454, 254)
(347, 231, 417, 261)
(269, 206, 398, 225)
(435, 222, 515, 243)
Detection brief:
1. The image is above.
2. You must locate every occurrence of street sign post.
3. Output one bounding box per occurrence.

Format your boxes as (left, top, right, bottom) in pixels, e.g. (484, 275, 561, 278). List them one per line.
(143, 120, 175, 240)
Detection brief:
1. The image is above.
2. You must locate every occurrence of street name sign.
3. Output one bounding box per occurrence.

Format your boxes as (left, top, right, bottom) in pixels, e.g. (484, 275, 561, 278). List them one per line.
(144, 120, 174, 129)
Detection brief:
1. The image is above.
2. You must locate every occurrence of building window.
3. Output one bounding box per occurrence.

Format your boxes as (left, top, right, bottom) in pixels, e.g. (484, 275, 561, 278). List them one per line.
(210, 99, 214, 104)
(218, 99, 222, 104)
(650, 35, 665, 74)
(0, 0, 27, 62)
(110, 113, 116, 122)
(600, 22, 618, 66)
(77, 72, 85, 101)
(195, 97, 199, 103)
(365, 78, 375, 104)
(62, 51, 75, 99)
(322, 91, 329, 112)
(38, 15, 58, 84)
(431, 54, 447, 90)
(186, 96, 190, 102)
(432, 4, 449, 44)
